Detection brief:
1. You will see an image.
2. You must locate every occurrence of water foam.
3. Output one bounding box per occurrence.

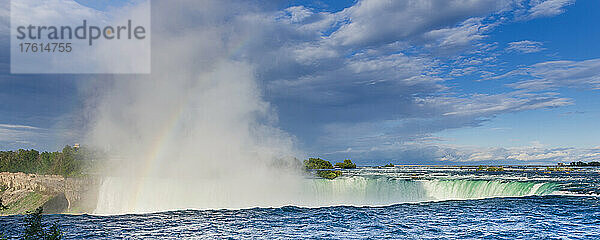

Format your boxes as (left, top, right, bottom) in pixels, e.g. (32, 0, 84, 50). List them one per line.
(95, 175, 559, 214)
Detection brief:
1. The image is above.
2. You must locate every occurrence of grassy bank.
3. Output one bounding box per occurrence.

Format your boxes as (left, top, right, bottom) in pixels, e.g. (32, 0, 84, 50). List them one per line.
(0, 192, 52, 215)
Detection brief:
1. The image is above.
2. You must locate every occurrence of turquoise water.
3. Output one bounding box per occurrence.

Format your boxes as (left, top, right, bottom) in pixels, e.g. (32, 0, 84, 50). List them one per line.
(1, 166, 599, 239)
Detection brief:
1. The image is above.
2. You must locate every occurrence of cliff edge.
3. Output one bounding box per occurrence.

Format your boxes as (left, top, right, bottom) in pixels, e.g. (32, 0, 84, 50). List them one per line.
(0, 172, 99, 215)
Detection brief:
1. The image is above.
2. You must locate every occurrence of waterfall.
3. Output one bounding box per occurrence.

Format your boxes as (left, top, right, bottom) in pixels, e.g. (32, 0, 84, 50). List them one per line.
(95, 175, 558, 214)
(301, 177, 557, 207)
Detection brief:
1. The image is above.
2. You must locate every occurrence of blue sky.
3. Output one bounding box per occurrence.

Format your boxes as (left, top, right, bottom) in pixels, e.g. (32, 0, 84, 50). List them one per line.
(1, 0, 599, 165)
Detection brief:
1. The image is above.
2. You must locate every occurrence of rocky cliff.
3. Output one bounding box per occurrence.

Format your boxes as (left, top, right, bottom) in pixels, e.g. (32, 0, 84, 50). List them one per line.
(0, 172, 99, 215)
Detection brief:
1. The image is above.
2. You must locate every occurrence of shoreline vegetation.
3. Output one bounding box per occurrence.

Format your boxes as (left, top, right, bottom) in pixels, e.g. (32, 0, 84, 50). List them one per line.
(0, 145, 103, 177)
(303, 158, 357, 180)
(476, 166, 505, 172)
(570, 161, 600, 167)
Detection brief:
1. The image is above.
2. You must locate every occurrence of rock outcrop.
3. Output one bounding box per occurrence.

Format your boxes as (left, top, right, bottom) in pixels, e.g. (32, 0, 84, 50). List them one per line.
(0, 172, 99, 215)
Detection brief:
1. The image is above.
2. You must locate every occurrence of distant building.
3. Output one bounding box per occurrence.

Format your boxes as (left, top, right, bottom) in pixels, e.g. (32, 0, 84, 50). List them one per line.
(73, 143, 80, 149)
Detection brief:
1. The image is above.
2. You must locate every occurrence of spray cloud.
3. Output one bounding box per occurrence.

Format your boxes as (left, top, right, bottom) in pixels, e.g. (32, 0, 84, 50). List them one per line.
(87, 0, 304, 214)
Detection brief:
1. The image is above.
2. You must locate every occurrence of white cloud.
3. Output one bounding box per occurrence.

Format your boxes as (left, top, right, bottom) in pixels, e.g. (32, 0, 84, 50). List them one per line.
(329, 0, 511, 48)
(506, 40, 545, 53)
(527, 0, 575, 19)
(450, 66, 478, 76)
(439, 91, 571, 116)
(0, 124, 40, 130)
(284, 6, 314, 23)
(499, 58, 600, 90)
(330, 139, 600, 164)
(442, 144, 600, 164)
(314, 90, 572, 160)
(291, 43, 340, 64)
(423, 17, 501, 51)
(267, 51, 445, 105)
(0, 123, 43, 146)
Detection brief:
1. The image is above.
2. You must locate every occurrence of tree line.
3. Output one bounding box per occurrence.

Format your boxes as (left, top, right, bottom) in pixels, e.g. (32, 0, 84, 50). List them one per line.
(570, 161, 600, 167)
(0, 145, 97, 177)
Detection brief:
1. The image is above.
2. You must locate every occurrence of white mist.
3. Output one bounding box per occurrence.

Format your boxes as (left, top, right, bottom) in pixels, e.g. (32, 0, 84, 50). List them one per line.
(88, 1, 303, 214)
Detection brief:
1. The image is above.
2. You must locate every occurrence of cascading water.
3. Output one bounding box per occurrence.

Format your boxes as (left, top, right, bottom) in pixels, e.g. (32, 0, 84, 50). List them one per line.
(421, 179, 556, 200)
(95, 174, 559, 214)
(301, 177, 558, 207)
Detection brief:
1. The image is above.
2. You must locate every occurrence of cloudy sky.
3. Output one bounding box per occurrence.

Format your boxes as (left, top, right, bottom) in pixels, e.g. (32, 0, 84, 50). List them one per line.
(1, 0, 599, 165)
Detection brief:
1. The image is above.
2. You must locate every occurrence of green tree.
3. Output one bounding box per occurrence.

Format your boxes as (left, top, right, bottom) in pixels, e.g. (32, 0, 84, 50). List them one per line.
(14, 149, 39, 173)
(317, 170, 342, 179)
(22, 207, 62, 240)
(0, 145, 90, 176)
(303, 158, 333, 170)
(334, 159, 356, 169)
